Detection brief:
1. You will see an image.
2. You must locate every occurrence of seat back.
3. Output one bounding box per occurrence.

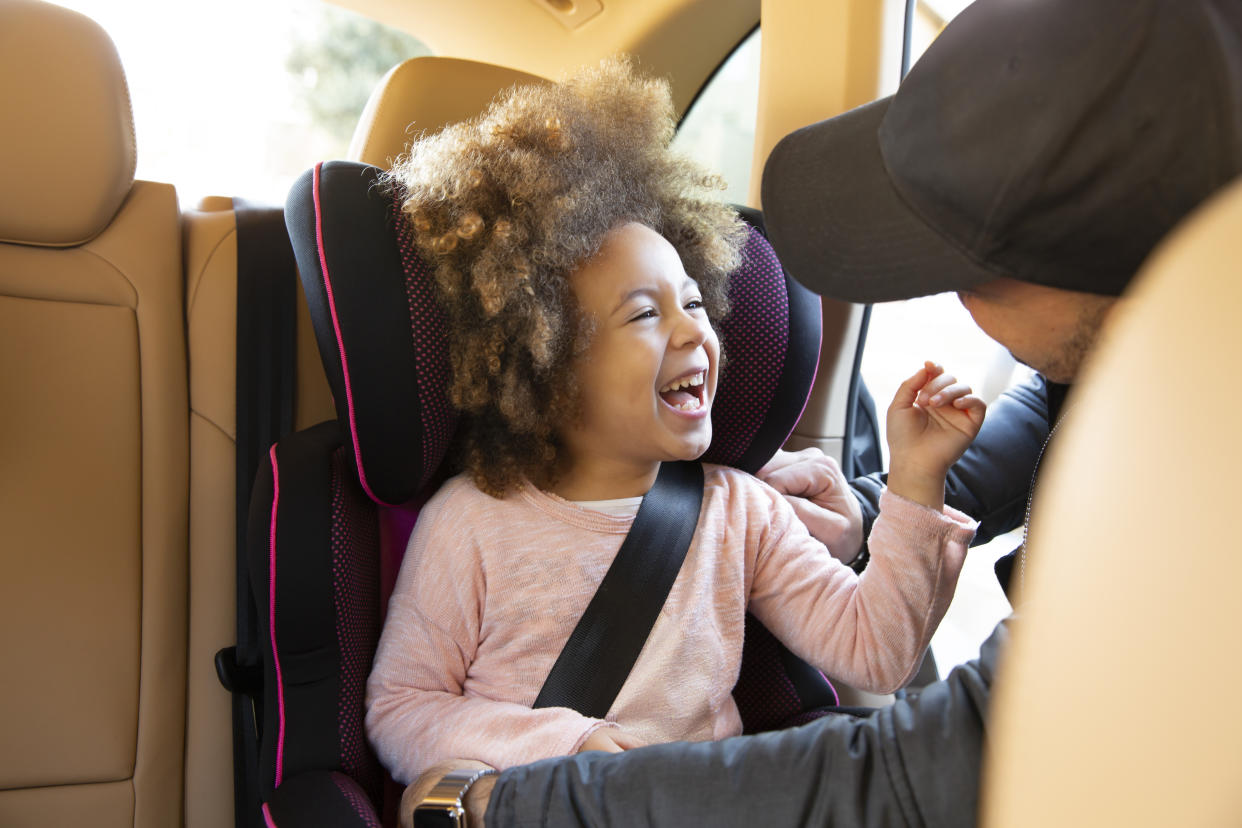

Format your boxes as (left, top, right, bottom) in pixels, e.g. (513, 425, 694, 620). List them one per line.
(983, 178, 1242, 825)
(0, 1, 187, 824)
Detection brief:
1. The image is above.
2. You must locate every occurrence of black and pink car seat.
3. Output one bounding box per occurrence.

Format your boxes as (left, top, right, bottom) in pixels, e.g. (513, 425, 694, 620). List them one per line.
(244, 159, 833, 825)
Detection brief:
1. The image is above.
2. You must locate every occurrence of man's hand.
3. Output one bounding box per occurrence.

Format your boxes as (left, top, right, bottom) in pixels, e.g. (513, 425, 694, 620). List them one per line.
(886, 361, 986, 510)
(578, 726, 645, 753)
(400, 759, 496, 828)
(757, 448, 864, 563)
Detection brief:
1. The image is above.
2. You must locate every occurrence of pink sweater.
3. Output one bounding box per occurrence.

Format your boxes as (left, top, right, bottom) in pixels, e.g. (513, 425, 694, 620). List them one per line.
(366, 465, 976, 784)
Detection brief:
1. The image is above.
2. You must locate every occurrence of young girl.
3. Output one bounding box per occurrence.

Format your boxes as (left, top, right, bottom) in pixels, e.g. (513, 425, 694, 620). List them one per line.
(365, 57, 984, 784)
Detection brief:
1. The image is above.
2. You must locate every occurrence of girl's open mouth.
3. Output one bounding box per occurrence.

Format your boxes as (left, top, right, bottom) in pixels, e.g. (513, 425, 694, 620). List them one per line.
(658, 370, 707, 412)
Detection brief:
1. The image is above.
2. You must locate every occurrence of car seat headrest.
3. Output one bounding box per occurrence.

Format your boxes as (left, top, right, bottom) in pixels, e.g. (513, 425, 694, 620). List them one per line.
(0, 0, 136, 247)
(287, 161, 822, 506)
(348, 56, 547, 169)
(701, 219, 822, 470)
(287, 161, 455, 506)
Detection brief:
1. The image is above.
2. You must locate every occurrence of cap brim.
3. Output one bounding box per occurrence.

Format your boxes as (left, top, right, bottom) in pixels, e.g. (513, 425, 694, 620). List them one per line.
(761, 96, 997, 303)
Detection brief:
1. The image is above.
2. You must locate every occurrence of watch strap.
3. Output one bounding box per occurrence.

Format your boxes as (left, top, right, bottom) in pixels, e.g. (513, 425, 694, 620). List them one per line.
(414, 768, 497, 827)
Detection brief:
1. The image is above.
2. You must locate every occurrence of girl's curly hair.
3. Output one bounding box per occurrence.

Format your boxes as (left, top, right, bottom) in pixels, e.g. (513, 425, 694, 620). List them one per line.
(386, 56, 746, 496)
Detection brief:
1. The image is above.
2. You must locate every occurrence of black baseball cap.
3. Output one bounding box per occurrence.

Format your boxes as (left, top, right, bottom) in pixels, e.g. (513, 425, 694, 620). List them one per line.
(761, 0, 1242, 303)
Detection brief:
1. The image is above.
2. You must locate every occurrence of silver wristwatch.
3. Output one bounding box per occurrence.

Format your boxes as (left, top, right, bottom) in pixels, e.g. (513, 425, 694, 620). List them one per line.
(412, 768, 498, 828)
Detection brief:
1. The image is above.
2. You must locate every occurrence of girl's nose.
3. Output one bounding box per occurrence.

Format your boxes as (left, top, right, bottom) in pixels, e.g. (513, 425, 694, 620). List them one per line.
(672, 309, 710, 349)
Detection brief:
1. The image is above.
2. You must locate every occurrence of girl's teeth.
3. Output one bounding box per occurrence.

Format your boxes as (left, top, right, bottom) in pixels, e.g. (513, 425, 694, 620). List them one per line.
(661, 372, 704, 393)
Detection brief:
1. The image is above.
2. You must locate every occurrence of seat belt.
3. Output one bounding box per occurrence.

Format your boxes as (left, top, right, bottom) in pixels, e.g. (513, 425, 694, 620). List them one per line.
(533, 460, 705, 719)
(213, 199, 299, 828)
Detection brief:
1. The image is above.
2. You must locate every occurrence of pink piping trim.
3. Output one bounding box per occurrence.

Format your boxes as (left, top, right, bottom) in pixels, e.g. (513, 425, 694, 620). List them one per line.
(268, 444, 287, 787)
(312, 162, 391, 505)
(791, 295, 824, 430)
(261, 802, 278, 828)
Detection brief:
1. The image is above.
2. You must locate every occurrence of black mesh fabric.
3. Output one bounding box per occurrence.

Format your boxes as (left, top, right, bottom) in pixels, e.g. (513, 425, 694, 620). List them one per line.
(264, 770, 383, 828)
(248, 422, 387, 817)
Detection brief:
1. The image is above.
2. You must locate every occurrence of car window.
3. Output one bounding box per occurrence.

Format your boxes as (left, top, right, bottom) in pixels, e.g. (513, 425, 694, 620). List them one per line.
(55, 0, 428, 206)
(671, 28, 760, 207)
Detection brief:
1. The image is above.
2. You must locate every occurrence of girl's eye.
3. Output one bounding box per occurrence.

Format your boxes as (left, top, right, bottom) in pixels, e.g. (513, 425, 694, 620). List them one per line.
(685, 299, 704, 311)
(629, 308, 657, 322)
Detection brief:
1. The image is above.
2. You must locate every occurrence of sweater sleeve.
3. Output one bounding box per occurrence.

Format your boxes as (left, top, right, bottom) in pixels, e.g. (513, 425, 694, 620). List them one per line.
(364, 489, 612, 785)
(747, 486, 976, 694)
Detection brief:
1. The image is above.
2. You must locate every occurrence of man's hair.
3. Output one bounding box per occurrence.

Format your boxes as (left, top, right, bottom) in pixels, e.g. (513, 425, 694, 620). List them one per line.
(388, 56, 746, 496)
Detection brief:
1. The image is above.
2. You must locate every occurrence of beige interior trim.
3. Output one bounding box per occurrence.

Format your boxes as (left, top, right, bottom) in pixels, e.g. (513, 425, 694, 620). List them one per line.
(330, 0, 758, 115)
(751, 0, 883, 464)
(750, 0, 887, 705)
(983, 178, 1242, 826)
(183, 202, 241, 828)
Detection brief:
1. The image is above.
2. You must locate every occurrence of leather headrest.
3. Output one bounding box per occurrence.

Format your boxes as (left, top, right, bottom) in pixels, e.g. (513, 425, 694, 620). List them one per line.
(0, 0, 136, 247)
(347, 56, 547, 169)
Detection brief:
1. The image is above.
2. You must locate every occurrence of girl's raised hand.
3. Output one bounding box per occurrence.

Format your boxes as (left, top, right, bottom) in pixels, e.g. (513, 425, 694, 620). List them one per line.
(885, 361, 986, 510)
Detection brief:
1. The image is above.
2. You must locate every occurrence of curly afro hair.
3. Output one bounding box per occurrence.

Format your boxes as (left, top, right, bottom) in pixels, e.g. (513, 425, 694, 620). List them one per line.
(387, 55, 746, 496)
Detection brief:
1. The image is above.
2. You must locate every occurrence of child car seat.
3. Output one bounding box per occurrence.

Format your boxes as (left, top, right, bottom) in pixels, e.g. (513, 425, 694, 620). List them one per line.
(243, 159, 831, 825)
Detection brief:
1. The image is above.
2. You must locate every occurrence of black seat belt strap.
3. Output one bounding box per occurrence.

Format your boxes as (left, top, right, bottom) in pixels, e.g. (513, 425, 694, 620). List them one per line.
(214, 198, 299, 828)
(533, 460, 705, 719)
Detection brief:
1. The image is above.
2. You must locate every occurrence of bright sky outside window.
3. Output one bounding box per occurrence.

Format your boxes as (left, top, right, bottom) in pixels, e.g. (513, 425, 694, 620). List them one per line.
(55, 0, 427, 207)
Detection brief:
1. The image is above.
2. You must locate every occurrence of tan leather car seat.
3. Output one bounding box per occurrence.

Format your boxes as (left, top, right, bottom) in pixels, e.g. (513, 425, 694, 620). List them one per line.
(983, 177, 1242, 825)
(0, 1, 187, 825)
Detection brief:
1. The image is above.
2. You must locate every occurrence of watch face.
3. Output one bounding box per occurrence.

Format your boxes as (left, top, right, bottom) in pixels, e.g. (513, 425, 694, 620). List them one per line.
(413, 805, 464, 828)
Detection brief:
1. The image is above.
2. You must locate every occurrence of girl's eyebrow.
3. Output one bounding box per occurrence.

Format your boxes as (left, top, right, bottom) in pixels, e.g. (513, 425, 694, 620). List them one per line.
(612, 276, 701, 315)
(612, 286, 657, 315)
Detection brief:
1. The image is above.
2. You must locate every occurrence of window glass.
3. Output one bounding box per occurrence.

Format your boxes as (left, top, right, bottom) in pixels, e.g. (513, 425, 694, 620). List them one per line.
(878, 0, 974, 95)
(671, 28, 761, 207)
(54, 0, 429, 207)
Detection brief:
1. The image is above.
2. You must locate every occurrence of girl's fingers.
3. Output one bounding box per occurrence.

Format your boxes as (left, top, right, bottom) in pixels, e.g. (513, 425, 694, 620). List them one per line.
(927, 381, 972, 406)
(890, 366, 931, 411)
(917, 372, 960, 406)
(952, 394, 988, 424)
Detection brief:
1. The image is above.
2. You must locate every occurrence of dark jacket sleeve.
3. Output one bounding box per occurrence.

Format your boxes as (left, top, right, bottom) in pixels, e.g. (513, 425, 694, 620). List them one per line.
(485, 618, 1009, 828)
(852, 373, 1052, 552)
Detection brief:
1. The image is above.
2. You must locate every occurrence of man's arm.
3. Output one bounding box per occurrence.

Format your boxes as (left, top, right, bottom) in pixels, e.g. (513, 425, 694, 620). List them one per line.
(477, 618, 1009, 828)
